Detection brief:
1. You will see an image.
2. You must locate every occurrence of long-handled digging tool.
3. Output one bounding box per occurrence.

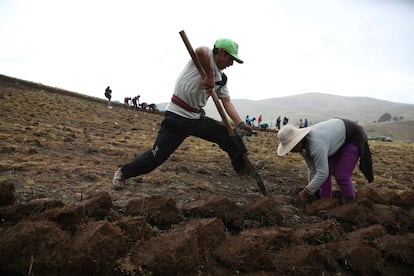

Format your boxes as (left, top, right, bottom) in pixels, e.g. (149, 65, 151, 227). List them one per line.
(179, 30, 267, 196)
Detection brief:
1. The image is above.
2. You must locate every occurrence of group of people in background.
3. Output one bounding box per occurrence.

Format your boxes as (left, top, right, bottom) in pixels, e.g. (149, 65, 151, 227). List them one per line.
(298, 118, 308, 128)
(105, 86, 158, 112)
(244, 114, 309, 131)
(124, 95, 148, 110)
(275, 116, 289, 130)
(275, 116, 308, 130)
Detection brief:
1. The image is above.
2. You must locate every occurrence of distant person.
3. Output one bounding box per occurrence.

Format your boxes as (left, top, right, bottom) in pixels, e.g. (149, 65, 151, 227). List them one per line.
(140, 102, 148, 110)
(245, 116, 255, 127)
(276, 116, 281, 130)
(303, 118, 308, 128)
(282, 116, 289, 126)
(251, 117, 256, 127)
(260, 123, 269, 130)
(258, 114, 262, 127)
(132, 96, 139, 109)
(148, 103, 157, 113)
(124, 97, 131, 108)
(277, 118, 374, 204)
(112, 38, 261, 190)
(104, 86, 112, 107)
(298, 118, 303, 128)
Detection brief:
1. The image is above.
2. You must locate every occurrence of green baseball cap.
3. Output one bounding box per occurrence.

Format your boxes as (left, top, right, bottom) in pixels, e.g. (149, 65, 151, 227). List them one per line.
(214, 38, 244, 64)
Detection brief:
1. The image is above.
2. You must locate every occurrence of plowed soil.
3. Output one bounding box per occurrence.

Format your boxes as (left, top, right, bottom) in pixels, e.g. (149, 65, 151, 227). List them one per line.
(1, 75, 413, 275)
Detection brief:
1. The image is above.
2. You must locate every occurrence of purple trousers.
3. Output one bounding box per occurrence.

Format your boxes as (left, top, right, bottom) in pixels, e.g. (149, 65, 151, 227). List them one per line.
(319, 143, 359, 201)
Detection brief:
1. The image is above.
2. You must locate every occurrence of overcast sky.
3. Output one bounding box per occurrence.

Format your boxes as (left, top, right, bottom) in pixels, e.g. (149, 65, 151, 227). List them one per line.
(1, 0, 414, 104)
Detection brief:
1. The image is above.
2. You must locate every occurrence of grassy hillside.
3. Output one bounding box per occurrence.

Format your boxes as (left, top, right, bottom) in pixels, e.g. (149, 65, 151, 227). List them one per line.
(1, 75, 414, 275)
(362, 120, 414, 142)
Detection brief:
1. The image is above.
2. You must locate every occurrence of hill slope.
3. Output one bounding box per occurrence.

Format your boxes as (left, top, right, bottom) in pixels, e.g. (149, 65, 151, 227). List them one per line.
(200, 92, 414, 125)
(363, 120, 414, 142)
(1, 75, 414, 275)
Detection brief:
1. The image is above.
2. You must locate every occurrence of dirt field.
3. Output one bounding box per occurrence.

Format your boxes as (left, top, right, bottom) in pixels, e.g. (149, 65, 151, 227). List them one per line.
(1, 75, 413, 275)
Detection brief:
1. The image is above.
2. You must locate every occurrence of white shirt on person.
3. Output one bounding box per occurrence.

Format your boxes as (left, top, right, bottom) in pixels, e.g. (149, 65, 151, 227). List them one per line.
(166, 49, 229, 119)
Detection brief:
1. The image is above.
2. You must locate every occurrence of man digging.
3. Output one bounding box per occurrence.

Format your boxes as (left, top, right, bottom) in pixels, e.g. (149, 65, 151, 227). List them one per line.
(113, 38, 263, 190)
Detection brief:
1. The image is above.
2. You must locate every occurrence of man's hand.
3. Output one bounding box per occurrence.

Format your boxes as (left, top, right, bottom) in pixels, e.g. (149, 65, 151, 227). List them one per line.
(202, 75, 215, 91)
(235, 122, 253, 136)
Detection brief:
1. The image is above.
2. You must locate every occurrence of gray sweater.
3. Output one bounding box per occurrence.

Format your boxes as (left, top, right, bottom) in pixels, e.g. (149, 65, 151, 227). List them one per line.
(302, 118, 346, 193)
(302, 118, 374, 194)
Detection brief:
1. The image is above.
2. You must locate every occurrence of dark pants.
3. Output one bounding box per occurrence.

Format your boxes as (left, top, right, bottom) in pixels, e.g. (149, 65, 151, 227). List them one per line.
(121, 111, 247, 178)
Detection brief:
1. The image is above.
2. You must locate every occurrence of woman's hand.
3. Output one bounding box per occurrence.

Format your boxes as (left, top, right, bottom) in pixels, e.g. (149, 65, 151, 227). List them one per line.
(297, 188, 314, 206)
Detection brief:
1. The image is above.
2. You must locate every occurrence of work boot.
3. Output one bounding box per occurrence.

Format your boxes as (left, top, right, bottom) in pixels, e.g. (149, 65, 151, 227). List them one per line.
(238, 160, 265, 178)
(112, 169, 126, 190)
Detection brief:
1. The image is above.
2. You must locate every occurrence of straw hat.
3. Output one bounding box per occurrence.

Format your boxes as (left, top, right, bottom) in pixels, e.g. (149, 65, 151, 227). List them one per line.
(277, 125, 311, 156)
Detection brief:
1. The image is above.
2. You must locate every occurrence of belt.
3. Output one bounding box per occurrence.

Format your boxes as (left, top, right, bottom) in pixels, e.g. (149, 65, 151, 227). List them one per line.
(171, 95, 202, 113)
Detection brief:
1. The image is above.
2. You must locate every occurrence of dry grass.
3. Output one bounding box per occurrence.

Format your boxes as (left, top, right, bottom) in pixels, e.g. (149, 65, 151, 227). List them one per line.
(0, 76, 413, 207)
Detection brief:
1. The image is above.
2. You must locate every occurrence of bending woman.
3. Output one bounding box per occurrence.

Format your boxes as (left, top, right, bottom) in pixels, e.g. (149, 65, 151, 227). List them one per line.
(277, 118, 374, 204)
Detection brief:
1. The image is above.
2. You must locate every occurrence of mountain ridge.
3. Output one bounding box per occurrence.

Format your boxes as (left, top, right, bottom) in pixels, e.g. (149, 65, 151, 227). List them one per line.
(193, 92, 414, 126)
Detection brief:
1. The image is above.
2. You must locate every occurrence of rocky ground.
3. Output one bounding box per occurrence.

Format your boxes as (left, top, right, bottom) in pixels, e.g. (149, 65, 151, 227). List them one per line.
(1, 75, 413, 275)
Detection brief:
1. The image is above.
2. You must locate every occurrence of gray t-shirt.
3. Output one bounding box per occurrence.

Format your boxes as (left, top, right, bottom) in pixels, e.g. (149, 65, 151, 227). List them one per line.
(166, 49, 229, 119)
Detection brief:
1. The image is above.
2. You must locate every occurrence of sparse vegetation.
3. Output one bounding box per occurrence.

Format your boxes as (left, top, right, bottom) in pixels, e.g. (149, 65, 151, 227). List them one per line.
(379, 112, 392, 122)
